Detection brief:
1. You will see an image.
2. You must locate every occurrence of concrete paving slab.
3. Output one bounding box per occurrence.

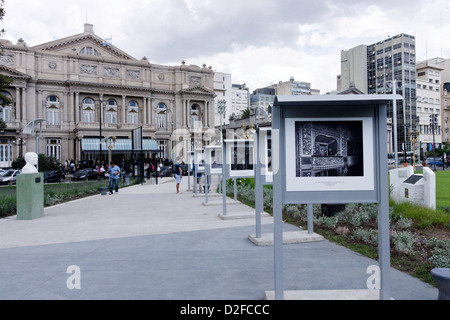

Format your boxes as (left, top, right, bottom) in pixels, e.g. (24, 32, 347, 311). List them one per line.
(264, 289, 382, 300)
(218, 211, 271, 220)
(0, 176, 439, 300)
(248, 230, 325, 246)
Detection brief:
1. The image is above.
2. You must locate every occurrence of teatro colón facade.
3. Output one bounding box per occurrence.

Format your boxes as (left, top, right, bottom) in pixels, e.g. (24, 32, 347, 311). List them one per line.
(0, 23, 216, 168)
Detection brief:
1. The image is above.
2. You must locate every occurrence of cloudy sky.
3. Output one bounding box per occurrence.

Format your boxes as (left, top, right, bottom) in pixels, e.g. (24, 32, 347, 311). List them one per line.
(2, 0, 450, 93)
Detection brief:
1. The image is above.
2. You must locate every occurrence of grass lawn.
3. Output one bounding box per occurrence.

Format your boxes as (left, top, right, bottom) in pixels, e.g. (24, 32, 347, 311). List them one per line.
(435, 169, 450, 208)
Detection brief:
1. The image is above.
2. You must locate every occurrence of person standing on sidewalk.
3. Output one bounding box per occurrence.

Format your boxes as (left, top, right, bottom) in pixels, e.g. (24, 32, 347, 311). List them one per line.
(108, 162, 121, 194)
(174, 157, 183, 194)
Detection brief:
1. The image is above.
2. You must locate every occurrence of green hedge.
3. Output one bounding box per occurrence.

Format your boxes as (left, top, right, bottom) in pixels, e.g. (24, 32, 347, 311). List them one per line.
(0, 178, 137, 217)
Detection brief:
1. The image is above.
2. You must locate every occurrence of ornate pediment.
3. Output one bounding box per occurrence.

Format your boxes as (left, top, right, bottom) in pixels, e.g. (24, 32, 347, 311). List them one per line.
(0, 65, 31, 80)
(180, 86, 215, 96)
(31, 27, 137, 61)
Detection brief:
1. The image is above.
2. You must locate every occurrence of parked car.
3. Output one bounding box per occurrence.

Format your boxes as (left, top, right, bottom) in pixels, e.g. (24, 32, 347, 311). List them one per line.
(71, 168, 100, 181)
(426, 157, 443, 166)
(44, 170, 66, 183)
(387, 159, 395, 166)
(181, 164, 192, 175)
(152, 166, 173, 178)
(0, 169, 20, 185)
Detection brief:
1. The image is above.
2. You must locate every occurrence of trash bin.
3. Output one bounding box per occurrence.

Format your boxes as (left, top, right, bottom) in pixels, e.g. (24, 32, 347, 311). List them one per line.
(99, 187, 108, 195)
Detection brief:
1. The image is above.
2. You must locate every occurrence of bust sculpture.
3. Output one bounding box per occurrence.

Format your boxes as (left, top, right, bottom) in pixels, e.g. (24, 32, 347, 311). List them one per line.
(22, 152, 38, 173)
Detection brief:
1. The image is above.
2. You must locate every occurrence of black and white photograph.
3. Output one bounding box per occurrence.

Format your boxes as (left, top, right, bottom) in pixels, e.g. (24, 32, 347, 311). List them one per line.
(226, 140, 255, 178)
(258, 128, 273, 183)
(194, 149, 205, 173)
(205, 146, 222, 175)
(295, 120, 363, 177)
(285, 117, 375, 192)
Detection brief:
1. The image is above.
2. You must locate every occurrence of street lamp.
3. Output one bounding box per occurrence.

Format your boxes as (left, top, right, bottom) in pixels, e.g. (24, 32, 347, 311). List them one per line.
(104, 136, 116, 168)
(97, 99, 104, 166)
(430, 113, 439, 171)
(386, 80, 399, 167)
(217, 99, 227, 143)
(166, 108, 174, 161)
(408, 130, 419, 171)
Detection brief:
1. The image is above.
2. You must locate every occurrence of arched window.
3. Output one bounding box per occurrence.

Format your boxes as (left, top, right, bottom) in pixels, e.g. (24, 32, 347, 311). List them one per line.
(157, 102, 167, 129)
(190, 104, 200, 129)
(0, 91, 12, 123)
(127, 100, 139, 124)
(82, 98, 95, 123)
(80, 47, 100, 56)
(105, 99, 118, 124)
(46, 95, 60, 125)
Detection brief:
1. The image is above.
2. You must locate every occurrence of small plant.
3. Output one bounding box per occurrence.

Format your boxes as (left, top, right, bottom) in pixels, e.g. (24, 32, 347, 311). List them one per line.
(353, 227, 378, 246)
(314, 215, 339, 230)
(394, 216, 413, 230)
(391, 230, 415, 254)
(428, 247, 450, 268)
(335, 226, 350, 237)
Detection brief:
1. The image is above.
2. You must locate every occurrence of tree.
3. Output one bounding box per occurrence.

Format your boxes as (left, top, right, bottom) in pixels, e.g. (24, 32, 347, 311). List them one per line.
(240, 107, 251, 119)
(12, 154, 61, 172)
(38, 154, 61, 172)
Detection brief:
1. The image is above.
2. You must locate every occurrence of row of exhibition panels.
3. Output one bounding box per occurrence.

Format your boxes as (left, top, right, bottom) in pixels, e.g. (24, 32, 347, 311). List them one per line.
(184, 95, 399, 300)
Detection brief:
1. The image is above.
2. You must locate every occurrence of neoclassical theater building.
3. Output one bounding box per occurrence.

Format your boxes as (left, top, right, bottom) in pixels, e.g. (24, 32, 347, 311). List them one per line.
(0, 23, 216, 168)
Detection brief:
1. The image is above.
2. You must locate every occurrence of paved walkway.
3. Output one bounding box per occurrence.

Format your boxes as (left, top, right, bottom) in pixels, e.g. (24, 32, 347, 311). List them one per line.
(0, 176, 438, 300)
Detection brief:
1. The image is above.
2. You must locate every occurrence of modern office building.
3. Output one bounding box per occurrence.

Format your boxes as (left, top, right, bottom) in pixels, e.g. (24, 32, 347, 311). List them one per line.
(0, 23, 216, 168)
(340, 33, 417, 156)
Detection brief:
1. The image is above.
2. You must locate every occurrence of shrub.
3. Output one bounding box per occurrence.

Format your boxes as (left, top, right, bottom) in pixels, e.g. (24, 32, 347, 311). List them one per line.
(429, 247, 450, 268)
(392, 230, 415, 254)
(394, 216, 413, 230)
(353, 227, 378, 246)
(348, 210, 373, 227)
(335, 226, 350, 237)
(314, 215, 339, 230)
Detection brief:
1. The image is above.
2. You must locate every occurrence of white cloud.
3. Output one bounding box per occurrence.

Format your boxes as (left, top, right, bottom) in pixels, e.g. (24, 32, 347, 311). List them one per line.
(2, 0, 450, 93)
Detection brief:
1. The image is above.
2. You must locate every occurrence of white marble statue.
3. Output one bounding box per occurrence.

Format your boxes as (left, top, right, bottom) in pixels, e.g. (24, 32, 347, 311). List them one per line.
(21, 152, 38, 173)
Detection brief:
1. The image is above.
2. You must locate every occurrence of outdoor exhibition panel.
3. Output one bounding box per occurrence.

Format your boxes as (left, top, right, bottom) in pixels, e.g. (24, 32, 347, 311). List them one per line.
(222, 139, 256, 179)
(203, 145, 222, 203)
(254, 128, 272, 239)
(193, 149, 205, 196)
(271, 94, 402, 300)
(204, 145, 223, 176)
(256, 127, 273, 185)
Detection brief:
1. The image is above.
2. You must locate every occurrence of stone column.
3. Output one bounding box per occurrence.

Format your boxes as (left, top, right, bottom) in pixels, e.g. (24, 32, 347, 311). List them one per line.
(75, 92, 80, 124)
(63, 92, 69, 123)
(122, 95, 126, 124)
(186, 100, 190, 128)
(22, 87, 27, 122)
(148, 97, 153, 125)
(37, 90, 43, 120)
(69, 91, 74, 124)
(143, 97, 147, 125)
(15, 87, 21, 121)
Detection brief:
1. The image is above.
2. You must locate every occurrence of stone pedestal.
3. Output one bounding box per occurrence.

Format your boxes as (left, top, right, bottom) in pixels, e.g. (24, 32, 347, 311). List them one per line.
(16, 173, 44, 220)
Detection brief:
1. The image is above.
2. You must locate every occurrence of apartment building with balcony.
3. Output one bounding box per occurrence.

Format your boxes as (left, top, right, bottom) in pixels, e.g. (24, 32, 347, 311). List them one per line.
(416, 59, 443, 156)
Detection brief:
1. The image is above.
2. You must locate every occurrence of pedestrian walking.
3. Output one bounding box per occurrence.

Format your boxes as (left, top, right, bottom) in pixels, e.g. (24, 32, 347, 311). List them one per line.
(156, 163, 161, 184)
(108, 162, 121, 194)
(174, 157, 182, 194)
